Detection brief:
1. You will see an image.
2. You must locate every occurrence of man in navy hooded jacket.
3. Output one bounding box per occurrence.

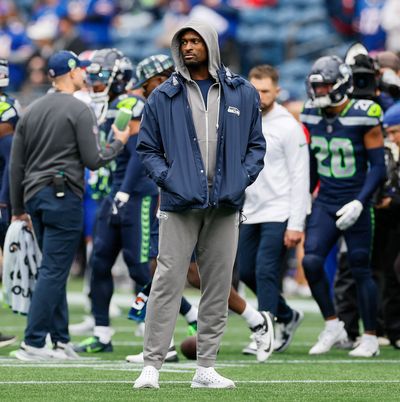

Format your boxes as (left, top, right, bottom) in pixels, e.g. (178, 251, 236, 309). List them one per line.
(134, 21, 265, 389)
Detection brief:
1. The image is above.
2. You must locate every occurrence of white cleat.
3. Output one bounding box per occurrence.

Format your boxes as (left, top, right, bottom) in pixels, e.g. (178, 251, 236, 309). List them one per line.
(349, 334, 380, 357)
(133, 366, 160, 389)
(309, 320, 348, 355)
(191, 367, 235, 389)
(252, 311, 274, 362)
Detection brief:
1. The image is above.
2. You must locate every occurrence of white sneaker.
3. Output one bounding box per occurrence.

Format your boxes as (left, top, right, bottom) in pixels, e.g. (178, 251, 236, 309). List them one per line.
(69, 316, 95, 335)
(191, 367, 235, 389)
(133, 366, 160, 389)
(54, 342, 81, 359)
(252, 311, 274, 362)
(126, 345, 179, 363)
(274, 310, 304, 353)
(14, 342, 58, 361)
(349, 335, 380, 357)
(309, 321, 348, 355)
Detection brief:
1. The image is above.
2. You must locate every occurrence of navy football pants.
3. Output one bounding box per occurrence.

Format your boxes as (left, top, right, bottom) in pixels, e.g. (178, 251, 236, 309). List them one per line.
(303, 202, 377, 331)
(90, 194, 157, 326)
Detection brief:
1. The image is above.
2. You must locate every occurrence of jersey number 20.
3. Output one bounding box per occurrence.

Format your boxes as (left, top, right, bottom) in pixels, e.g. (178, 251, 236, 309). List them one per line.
(311, 136, 356, 178)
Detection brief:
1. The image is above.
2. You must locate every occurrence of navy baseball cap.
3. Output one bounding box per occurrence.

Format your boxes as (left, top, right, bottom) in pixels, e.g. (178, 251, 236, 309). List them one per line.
(383, 102, 400, 128)
(48, 50, 91, 78)
(133, 54, 174, 89)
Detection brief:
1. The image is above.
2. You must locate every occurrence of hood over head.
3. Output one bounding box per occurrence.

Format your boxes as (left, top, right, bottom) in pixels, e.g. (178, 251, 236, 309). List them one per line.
(171, 20, 221, 81)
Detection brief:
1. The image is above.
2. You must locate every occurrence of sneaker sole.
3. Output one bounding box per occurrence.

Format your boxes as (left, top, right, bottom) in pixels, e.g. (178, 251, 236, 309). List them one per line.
(275, 311, 304, 353)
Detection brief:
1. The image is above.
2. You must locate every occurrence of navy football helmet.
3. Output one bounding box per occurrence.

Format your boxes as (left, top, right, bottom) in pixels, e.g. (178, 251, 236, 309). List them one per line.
(86, 48, 133, 100)
(306, 55, 353, 108)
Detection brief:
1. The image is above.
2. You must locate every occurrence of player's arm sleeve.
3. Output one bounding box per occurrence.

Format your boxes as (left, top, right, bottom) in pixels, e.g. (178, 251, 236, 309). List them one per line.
(356, 124, 386, 205)
(136, 100, 169, 188)
(284, 121, 310, 231)
(242, 91, 266, 184)
(76, 106, 124, 170)
(9, 118, 26, 216)
(119, 135, 142, 195)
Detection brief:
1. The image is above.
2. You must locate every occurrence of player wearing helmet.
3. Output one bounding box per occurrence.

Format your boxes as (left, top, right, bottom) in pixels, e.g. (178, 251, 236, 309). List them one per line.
(74, 49, 159, 354)
(300, 55, 386, 357)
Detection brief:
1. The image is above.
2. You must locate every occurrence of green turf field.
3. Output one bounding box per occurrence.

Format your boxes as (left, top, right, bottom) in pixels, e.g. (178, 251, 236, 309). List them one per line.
(1, 278, 399, 401)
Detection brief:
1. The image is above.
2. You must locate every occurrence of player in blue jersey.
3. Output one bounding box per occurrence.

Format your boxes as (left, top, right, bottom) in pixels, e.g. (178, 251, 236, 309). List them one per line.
(0, 58, 19, 347)
(300, 55, 386, 357)
(74, 49, 159, 353)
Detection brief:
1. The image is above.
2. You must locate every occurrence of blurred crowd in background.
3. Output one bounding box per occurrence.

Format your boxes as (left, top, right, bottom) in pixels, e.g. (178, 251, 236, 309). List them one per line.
(2, 0, 400, 106)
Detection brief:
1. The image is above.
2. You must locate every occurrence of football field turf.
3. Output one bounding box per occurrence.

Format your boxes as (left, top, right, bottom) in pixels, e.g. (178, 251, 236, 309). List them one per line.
(1, 279, 399, 401)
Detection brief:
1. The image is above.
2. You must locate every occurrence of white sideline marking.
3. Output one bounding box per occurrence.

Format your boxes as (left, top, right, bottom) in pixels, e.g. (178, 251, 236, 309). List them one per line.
(0, 379, 400, 385)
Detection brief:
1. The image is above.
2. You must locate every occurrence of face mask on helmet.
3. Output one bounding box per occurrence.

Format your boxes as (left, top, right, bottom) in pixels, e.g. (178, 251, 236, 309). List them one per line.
(0, 59, 9, 88)
(86, 48, 126, 102)
(110, 57, 133, 95)
(306, 56, 353, 108)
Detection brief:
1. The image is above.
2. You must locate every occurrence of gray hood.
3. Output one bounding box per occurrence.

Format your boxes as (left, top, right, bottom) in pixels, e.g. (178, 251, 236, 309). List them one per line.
(171, 20, 221, 82)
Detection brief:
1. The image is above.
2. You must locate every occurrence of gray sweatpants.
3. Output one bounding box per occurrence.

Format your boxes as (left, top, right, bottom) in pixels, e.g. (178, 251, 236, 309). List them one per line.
(143, 207, 239, 369)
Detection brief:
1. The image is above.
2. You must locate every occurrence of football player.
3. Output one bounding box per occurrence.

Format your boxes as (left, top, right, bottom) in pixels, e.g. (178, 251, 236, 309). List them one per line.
(300, 55, 386, 357)
(74, 49, 158, 353)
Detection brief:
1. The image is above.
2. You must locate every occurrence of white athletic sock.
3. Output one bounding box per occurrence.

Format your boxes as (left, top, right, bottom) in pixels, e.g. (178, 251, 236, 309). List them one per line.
(325, 318, 340, 331)
(241, 303, 264, 328)
(169, 337, 175, 348)
(94, 326, 113, 344)
(184, 306, 198, 324)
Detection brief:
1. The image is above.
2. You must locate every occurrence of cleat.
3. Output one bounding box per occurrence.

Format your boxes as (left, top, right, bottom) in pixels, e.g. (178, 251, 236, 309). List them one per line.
(191, 367, 235, 389)
(74, 336, 113, 353)
(251, 311, 274, 362)
(69, 316, 95, 336)
(309, 320, 348, 355)
(274, 310, 304, 353)
(133, 366, 159, 389)
(126, 344, 179, 363)
(349, 335, 380, 357)
(0, 333, 16, 348)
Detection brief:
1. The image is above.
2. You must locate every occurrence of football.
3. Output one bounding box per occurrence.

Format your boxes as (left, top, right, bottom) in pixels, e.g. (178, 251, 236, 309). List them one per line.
(180, 335, 197, 360)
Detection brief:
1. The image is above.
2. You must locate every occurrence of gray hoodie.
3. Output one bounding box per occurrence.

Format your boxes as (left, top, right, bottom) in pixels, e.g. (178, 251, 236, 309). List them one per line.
(171, 21, 221, 186)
